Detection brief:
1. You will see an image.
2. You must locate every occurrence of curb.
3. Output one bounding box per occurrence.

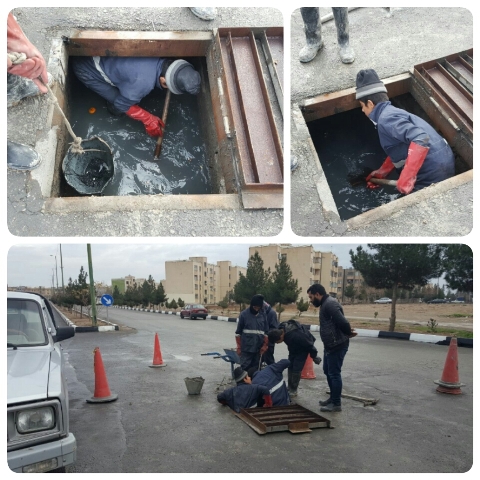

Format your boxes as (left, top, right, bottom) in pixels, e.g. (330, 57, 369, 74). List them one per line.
(61, 307, 119, 332)
(112, 306, 472, 347)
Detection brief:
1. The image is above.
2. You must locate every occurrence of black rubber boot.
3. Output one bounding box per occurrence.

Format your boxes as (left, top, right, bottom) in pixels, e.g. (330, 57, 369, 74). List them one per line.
(289, 372, 301, 397)
(7, 140, 42, 170)
(299, 7, 324, 63)
(332, 7, 355, 64)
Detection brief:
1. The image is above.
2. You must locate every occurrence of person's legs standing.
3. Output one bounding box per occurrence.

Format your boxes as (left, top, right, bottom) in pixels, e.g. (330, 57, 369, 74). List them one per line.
(321, 343, 349, 411)
(332, 7, 355, 64)
(299, 7, 323, 63)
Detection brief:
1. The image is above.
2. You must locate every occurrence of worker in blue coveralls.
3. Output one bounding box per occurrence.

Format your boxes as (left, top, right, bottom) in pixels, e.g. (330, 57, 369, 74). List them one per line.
(247, 359, 291, 406)
(356, 68, 455, 195)
(263, 301, 279, 366)
(71, 57, 201, 138)
(235, 294, 269, 372)
(217, 367, 273, 413)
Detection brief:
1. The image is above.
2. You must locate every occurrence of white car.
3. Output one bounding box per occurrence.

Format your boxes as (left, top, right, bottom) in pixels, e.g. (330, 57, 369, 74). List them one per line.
(7, 292, 76, 473)
(374, 297, 392, 304)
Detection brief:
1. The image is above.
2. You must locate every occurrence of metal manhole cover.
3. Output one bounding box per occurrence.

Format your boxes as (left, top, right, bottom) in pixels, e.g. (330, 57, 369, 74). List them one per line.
(235, 404, 331, 435)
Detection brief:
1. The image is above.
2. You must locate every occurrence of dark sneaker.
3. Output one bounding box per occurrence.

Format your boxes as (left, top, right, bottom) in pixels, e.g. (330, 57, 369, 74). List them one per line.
(319, 398, 332, 407)
(320, 403, 342, 412)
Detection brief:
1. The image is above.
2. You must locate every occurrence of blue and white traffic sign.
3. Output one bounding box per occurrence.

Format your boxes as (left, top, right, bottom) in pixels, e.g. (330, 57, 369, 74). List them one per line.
(101, 294, 114, 307)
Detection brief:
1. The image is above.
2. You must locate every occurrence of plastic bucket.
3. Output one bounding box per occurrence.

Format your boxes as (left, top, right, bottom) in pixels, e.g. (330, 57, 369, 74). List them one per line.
(184, 377, 205, 395)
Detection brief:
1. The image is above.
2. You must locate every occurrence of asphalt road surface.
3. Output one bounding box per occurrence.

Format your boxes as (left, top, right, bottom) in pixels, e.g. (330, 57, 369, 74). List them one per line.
(58, 308, 473, 473)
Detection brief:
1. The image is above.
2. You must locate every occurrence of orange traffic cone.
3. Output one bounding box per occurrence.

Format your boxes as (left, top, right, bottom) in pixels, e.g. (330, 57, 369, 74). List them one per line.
(434, 337, 465, 394)
(301, 355, 316, 379)
(86, 347, 118, 403)
(149, 333, 167, 368)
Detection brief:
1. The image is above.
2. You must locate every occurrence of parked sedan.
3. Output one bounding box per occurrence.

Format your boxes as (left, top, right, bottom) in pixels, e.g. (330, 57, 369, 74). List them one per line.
(374, 297, 392, 304)
(427, 298, 448, 304)
(7, 292, 76, 473)
(180, 304, 208, 320)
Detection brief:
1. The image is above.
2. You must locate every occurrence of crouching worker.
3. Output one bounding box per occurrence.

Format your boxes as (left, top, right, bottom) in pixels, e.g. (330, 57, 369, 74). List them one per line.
(217, 367, 273, 413)
(248, 359, 291, 406)
(72, 57, 201, 138)
(356, 68, 455, 194)
(268, 320, 321, 398)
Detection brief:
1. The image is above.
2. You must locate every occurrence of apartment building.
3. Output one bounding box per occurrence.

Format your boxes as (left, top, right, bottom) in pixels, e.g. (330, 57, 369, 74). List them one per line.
(338, 267, 365, 302)
(111, 275, 149, 294)
(249, 244, 339, 299)
(217, 261, 247, 301)
(164, 257, 219, 305)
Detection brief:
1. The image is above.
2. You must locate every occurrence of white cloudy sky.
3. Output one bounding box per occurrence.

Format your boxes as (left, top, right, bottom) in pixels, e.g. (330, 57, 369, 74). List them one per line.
(7, 242, 369, 288)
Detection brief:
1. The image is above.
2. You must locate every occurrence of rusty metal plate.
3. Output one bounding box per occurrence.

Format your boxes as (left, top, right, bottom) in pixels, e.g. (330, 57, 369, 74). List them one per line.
(235, 404, 331, 435)
(414, 49, 473, 132)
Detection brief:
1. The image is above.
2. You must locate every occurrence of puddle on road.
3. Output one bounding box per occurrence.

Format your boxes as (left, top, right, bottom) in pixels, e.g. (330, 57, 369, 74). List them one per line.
(65, 66, 212, 197)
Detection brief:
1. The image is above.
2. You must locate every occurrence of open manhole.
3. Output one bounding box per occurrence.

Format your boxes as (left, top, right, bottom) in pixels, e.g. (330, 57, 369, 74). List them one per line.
(235, 404, 332, 435)
(300, 49, 473, 224)
(43, 28, 283, 213)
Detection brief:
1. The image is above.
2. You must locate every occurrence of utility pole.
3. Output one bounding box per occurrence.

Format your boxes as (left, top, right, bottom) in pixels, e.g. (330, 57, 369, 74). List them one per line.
(60, 244, 65, 292)
(50, 255, 59, 291)
(87, 244, 97, 326)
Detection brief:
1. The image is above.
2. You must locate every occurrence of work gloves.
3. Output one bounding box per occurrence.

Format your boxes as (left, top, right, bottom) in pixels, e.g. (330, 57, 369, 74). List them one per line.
(263, 395, 273, 408)
(366, 156, 395, 189)
(259, 336, 269, 356)
(126, 105, 165, 137)
(235, 336, 242, 356)
(313, 356, 322, 365)
(396, 142, 429, 194)
(7, 13, 48, 93)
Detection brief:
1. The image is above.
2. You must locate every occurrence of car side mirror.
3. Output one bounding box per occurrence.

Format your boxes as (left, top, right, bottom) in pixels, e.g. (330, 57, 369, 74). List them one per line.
(52, 326, 75, 342)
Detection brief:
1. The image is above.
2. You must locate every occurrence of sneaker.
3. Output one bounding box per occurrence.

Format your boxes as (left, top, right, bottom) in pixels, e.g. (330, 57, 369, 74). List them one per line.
(320, 403, 342, 412)
(319, 398, 332, 407)
(189, 7, 217, 21)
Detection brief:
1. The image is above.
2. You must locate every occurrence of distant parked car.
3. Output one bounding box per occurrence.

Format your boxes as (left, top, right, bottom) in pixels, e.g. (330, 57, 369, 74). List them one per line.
(451, 298, 465, 304)
(374, 297, 392, 304)
(180, 304, 208, 320)
(427, 298, 448, 304)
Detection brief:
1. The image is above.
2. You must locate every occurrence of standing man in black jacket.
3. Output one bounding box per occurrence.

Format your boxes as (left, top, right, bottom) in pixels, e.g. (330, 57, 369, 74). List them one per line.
(268, 319, 322, 397)
(307, 284, 356, 412)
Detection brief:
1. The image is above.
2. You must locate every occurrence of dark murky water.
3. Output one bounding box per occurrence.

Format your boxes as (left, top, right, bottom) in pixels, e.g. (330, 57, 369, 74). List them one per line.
(308, 105, 401, 221)
(66, 66, 212, 196)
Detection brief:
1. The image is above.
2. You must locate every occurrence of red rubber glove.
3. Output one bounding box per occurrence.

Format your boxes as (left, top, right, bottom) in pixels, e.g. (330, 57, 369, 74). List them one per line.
(263, 395, 273, 408)
(235, 336, 242, 356)
(366, 156, 395, 189)
(259, 336, 269, 355)
(126, 105, 165, 137)
(7, 13, 48, 92)
(396, 142, 429, 194)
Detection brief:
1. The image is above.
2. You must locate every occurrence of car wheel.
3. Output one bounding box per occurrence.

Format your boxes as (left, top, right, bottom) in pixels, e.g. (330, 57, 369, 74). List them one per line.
(180, 314, 184, 319)
(191, 316, 196, 320)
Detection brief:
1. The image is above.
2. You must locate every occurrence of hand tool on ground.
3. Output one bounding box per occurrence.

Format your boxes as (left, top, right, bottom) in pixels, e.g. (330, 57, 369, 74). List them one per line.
(326, 390, 379, 406)
(154, 89, 172, 160)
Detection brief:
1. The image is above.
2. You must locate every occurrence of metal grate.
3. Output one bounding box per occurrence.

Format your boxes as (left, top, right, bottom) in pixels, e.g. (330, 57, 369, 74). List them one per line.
(235, 404, 331, 435)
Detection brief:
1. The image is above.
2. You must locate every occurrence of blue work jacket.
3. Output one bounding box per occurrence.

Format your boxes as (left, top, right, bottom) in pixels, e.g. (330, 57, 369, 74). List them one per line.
(235, 308, 268, 353)
(72, 56, 167, 113)
(217, 382, 270, 413)
(251, 359, 290, 406)
(369, 101, 455, 190)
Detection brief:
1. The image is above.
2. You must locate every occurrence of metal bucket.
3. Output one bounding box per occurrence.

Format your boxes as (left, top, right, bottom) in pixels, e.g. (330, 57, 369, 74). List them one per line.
(62, 136, 114, 195)
(184, 377, 205, 395)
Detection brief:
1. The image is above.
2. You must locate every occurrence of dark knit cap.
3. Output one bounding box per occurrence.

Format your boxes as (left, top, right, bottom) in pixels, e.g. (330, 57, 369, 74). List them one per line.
(250, 294, 265, 308)
(234, 367, 248, 383)
(355, 69, 387, 100)
(165, 60, 201, 95)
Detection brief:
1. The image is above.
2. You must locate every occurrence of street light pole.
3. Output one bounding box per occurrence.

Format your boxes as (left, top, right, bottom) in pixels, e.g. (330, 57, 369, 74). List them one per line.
(50, 255, 59, 291)
(60, 244, 65, 292)
(87, 244, 97, 326)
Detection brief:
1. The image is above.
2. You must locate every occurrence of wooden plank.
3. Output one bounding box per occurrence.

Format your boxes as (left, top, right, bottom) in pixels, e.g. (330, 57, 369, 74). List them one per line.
(66, 30, 212, 57)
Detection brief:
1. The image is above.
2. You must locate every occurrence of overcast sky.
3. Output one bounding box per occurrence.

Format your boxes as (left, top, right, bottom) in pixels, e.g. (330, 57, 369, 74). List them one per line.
(7, 242, 369, 288)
